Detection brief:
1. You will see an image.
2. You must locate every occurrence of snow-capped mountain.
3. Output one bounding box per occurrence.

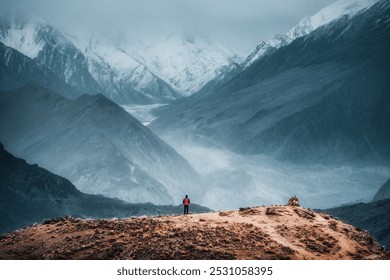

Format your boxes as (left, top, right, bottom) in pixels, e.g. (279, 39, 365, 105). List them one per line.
(242, 0, 379, 68)
(151, 0, 390, 162)
(0, 41, 80, 98)
(0, 18, 179, 104)
(64, 33, 181, 104)
(149, 0, 390, 210)
(15, 19, 104, 93)
(194, 0, 379, 104)
(0, 18, 45, 59)
(1, 18, 103, 99)
(136, 32, 243, 96)
(0, 16, 242, 103)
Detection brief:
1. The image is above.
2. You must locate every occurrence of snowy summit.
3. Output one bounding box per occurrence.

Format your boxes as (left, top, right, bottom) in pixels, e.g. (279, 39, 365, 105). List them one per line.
(243, 0, 379, 67)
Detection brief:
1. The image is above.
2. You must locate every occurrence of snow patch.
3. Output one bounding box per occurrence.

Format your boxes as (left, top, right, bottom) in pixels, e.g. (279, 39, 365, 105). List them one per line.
(308, 0, 378, 30)
(243, 0, 378, 67)
(0, 21, 44, 58)
(137, 32, 243, 96)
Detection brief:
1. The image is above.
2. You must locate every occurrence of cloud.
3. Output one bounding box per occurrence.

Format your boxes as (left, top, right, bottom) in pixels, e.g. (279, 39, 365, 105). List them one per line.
(2, 0, 335, 53)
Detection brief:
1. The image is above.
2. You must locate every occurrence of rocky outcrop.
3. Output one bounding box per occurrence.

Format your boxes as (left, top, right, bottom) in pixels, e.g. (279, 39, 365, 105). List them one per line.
(0, 143, 210, 234)
(287, 196, 300, 207)
(0, 205, 388, 260)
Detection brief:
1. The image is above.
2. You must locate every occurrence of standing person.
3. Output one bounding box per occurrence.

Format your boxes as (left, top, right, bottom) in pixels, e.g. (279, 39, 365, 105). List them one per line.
(183, 195, 190, 215)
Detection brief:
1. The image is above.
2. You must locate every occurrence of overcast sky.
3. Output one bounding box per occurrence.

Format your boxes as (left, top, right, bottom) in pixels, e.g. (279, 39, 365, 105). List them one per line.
(2, 0, 335, 54)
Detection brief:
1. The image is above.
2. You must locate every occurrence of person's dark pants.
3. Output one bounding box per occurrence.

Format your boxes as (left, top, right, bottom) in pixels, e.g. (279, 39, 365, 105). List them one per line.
(184, 205, 189, 215)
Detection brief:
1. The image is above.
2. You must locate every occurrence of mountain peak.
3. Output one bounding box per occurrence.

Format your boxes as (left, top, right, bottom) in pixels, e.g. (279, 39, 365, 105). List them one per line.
(243, 0, 379, 68)
(310, 0, 379, 29)
(373, 179, 390, 201)
(74, 93, 129, 115)
(140, 32, 242, 96)
(165, 30, 198, 44)
(0, 17, 45, 58)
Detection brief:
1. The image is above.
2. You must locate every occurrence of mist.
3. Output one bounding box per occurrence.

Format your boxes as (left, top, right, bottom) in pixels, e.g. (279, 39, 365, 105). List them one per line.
(165, 140, 389, 210)
(2, 0, 334, 53)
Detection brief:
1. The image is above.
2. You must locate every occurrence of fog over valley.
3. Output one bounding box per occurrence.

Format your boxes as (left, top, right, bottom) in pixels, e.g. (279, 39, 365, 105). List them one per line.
(0, 0, 389, 247)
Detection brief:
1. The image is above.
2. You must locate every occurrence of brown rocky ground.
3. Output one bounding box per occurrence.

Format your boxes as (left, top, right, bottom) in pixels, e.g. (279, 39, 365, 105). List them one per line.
(0, 205, 388, 260)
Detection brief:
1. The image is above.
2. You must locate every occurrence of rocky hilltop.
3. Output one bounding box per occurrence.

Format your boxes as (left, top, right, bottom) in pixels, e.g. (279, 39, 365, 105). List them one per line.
(0, 143, 209, 234)
(0, 204, 388, 260)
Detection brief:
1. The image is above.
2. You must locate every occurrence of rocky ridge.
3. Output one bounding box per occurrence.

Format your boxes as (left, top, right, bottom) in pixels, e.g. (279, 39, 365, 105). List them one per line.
(0, 204, 388, 260)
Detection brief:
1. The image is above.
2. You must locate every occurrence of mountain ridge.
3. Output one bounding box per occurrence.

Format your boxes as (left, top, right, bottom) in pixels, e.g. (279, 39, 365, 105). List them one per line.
(0, 83, 201, 205)
(0, 204, 388, 260)
(325, 198, 390, 248)
(150, 0, 390, 162)
(242, 0, 379, 68)
(0, 41, 80, 99)
(191, 0, 379, 107)
(0, 142, 210, 235)
(0, 16, 241, 104)
(373, 179, 390, 202)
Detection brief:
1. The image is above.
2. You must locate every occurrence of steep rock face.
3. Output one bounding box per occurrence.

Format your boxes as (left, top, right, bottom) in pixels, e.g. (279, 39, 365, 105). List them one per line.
(0, 205, 387, 260)
(193, 0, 378, 100)
(0, 18, 242, 104)
(150, 1, 390, 162)
(191, 0, 379, 115)
(0, 143, 210, 234)
(66, 35, 180, 104)
(0, 19, 178, 104)
(33, 25, 101, 95)
(242, 0, 378, 68)
(325, 198, 390, 248)
(0, 142, 81, 233)
(0, 18, 100, 96)
(0, 42, 79, 99)
(373, 179, 390, 201)
(0, 84, 201, 205)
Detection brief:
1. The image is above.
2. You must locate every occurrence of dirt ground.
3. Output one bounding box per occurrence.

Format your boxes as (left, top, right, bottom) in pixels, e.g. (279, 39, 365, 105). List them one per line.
(0, 205, 388, 260)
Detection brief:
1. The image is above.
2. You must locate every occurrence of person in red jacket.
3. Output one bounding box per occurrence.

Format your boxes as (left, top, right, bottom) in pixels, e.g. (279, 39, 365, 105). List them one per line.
(183, 195, 190, 215)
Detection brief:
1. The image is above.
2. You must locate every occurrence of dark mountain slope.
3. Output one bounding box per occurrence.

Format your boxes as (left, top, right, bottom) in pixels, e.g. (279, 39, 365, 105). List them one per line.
(150, 1, 390, 162)
(0, 143, 209, 234)
(325, 198, 390, 248)
(373, 179, 390, 201)
(0, 18, 180, 104)
(0, 42, 79, 99)
(0, 84, 201, 205)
